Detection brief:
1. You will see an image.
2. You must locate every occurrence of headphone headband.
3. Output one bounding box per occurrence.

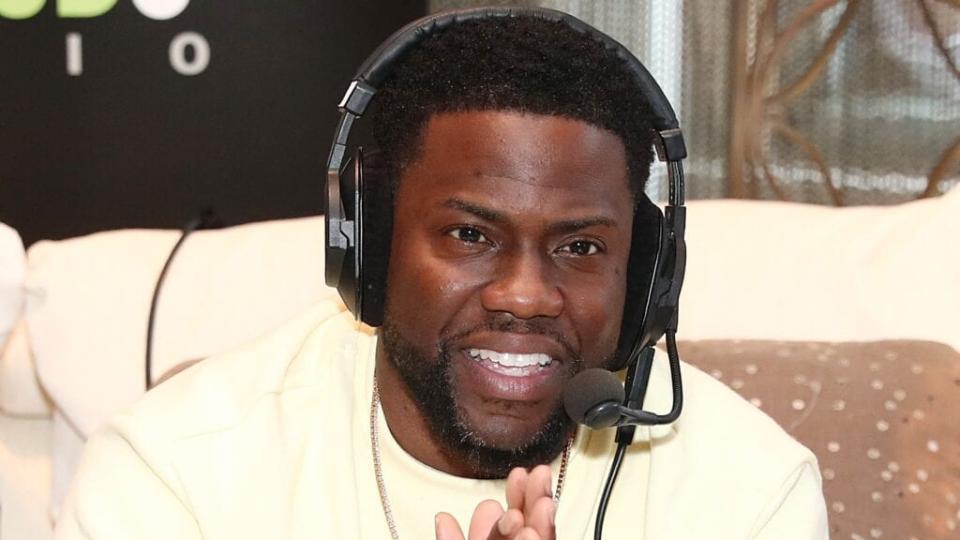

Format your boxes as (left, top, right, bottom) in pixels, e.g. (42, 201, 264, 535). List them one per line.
(349, 7, 681, 133)
(333, 8, 688, 185)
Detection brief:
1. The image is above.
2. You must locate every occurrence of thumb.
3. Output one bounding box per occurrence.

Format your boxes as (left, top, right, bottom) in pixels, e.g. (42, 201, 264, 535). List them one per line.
(436, 512, 467, 540)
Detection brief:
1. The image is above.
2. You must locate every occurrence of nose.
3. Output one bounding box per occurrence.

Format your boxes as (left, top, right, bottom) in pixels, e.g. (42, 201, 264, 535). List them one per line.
(480, 249, 564, 320)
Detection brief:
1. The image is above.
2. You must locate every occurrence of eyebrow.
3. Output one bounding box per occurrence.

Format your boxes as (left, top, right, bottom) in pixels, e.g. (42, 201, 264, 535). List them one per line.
(547, 216, 618, 235)
(443, 198, 507, 223)
(443, 198, 619, 233)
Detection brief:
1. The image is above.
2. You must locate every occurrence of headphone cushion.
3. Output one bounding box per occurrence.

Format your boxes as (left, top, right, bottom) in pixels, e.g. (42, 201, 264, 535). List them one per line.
(358, 148, 392, 327)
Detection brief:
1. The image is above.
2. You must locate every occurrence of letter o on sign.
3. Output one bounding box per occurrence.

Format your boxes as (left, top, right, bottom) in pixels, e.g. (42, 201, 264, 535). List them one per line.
(132, 0, 189, 20)
(169, 31, 209, 76)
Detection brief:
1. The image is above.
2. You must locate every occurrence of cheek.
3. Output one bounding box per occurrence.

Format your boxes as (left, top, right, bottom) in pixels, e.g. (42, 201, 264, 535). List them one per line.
(563, 267, 627, 357)
(385, 235, 482, 341)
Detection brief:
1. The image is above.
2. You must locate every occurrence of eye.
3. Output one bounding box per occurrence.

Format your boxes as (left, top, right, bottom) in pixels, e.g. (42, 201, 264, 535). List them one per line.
(448, 226, 488, 244)
(558, 239, 602, 256)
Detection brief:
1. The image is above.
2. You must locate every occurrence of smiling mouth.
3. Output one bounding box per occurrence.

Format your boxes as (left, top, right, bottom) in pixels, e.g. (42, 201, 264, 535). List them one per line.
(465, 348, 554, 377)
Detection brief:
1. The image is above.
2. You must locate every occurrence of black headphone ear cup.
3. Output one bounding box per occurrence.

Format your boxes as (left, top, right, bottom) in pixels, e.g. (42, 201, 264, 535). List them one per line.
(330, 150, 362, 317)
(616, 197, 664, 368)
(635, 202, 686, 354)
(357, 148, 392, 327)
(327, 146, 392, 326)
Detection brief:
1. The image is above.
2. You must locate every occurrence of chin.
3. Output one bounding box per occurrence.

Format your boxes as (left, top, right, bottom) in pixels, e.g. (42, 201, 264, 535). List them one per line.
(463, 416, 548, 451)
(447, 392, 573, 477)
(453, 391, 561, 449)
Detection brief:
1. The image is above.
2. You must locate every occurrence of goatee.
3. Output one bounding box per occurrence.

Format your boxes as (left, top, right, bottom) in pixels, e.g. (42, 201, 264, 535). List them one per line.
(379, 318, 576, 478)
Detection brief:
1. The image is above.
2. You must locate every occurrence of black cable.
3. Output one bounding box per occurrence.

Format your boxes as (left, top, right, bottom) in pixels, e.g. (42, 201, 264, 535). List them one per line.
(145, 210, 219, 390)
(594, 440, 629, 540)
(593, 332, 684, 539)
(669, 161, 685, 207)
(663, 330, 683, 419)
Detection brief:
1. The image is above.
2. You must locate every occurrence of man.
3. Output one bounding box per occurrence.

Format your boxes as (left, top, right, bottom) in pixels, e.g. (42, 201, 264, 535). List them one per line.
(57, 11, 828, 540)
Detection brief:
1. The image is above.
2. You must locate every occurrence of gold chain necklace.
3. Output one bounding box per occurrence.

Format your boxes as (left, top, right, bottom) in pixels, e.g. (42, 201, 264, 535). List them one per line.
(370, 377, 573, 540)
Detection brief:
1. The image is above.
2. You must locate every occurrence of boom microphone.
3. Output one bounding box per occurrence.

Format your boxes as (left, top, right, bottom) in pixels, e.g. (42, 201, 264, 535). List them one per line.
(564, 337, 684, 432)
(563, 369, 625, 428)
(563, 339, 684, 540)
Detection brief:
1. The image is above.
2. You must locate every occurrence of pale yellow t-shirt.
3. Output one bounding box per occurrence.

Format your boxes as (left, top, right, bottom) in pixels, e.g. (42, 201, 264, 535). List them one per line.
(56, 301, 827, 539)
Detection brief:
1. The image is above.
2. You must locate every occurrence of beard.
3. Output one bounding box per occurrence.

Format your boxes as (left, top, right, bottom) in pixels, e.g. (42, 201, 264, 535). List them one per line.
(379, 316, 582, 479)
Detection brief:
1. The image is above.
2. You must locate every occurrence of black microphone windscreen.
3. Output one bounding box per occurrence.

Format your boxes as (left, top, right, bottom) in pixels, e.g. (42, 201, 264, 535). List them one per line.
(563, 369, 625, 424)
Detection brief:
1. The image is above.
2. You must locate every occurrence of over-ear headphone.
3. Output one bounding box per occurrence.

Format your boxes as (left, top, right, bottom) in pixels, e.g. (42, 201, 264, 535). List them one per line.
(327, 10, 688, 538)
(325, 6, 687, 370)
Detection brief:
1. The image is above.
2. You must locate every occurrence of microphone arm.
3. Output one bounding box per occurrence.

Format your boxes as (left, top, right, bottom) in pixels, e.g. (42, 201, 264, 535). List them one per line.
(593, 331, 684, 540)
(580, 333, 684, 432)
(620, 331, 684, 427)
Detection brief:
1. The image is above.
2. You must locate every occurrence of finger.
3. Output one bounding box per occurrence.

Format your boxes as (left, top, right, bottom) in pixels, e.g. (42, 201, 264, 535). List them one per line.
(489, 508, 524, 540)
(467, 499, 504, 540)
(525, 496, 557, 540)
(505, 467, 528, 511)
(435, 512, 466, 540)
(523, 465, 553, 513)
(513, 526, 543, 540)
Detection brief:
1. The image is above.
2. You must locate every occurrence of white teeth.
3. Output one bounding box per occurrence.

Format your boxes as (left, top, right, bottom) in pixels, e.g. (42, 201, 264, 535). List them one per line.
(467, 348, 552, 367)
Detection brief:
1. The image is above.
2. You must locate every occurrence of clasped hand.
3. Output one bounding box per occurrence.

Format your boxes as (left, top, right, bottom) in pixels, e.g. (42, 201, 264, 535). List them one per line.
(435, 465, 557, 540)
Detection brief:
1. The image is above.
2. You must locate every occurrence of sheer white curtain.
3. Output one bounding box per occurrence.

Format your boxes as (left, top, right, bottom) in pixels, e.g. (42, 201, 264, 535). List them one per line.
(428, 0, 960, 205)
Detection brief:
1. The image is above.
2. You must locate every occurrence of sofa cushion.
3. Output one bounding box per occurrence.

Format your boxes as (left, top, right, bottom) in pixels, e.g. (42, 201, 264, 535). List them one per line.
(679, 339, 960, 539)
(0, 412, 53, 540)
(0, 223, 50, 416)
(0, 321, 52, 417)
(0, 222, 25, 350)
(26, 217, 339, 439)
(681, 187, 960, 350)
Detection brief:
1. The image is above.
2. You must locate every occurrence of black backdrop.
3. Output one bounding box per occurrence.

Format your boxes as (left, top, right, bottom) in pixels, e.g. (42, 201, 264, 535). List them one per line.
(0, 0, 425, 246)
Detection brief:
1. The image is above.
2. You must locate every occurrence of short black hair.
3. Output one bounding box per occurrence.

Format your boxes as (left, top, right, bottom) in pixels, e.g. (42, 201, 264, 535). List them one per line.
(369, 15, 657, 199)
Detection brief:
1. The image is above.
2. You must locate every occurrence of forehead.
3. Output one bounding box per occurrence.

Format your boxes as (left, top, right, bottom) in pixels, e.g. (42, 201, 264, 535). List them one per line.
(397, 111, 632, 214)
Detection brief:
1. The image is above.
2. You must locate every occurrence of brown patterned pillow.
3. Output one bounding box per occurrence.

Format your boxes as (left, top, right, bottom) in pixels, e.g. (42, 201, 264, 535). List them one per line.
(678, 340, 960, 540)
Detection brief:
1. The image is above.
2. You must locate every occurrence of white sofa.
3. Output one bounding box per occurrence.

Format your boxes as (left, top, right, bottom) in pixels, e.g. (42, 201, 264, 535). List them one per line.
(0, 223, 55, 540)
(0, 217, 339, 539)
(1, 186, 957, 539)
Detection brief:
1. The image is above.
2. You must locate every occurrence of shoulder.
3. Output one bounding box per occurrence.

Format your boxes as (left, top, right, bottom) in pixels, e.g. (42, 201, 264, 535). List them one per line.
(638, 349, 825, 536)
(61, 300, 375, 532)
(678, 355, 812, 455)
(107, 299, 368, 451)
(643, 347, 818, 462)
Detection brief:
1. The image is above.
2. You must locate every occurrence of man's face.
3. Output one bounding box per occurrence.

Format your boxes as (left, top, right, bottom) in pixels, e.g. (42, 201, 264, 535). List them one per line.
(382, 110, 634, 473)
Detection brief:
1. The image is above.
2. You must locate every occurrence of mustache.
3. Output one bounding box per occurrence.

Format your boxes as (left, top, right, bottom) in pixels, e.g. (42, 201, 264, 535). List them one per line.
(442, 314, 580, 364)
